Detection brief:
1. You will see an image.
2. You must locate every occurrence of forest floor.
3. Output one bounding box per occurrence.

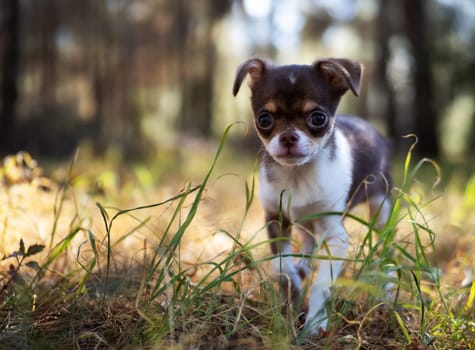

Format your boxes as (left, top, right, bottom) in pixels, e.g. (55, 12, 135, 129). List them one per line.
(1, 135, 475, 349)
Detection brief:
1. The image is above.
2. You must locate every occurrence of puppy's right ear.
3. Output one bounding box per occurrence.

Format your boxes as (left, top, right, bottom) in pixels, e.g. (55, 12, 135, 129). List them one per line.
(232, 58, 267, 96)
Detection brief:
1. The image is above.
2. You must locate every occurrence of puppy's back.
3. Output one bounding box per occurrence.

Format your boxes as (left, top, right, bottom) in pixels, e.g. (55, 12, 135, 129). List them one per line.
(336, 115, 392, 207)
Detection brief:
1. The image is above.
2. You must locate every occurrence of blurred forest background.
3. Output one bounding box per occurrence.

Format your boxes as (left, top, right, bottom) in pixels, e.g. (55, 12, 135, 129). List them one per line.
(1, 0, 475, 163)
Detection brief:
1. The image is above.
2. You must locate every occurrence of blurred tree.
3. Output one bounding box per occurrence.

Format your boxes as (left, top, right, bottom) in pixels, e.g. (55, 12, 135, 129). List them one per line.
(467, 59, 475, 152)
(402, 0, 439, 156)
(0, 0, 20, 153)
(444, 14, 475, 154)
(177, 0, 232, 138)
(90, 1, 143, 157)
(374, 0, 397, 141)
(8, 0, 235, 157)
(38, 0, 59, 104)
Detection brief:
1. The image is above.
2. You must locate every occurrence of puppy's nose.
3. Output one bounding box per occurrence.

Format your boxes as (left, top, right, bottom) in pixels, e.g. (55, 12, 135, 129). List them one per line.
(279, 131, 299, 148)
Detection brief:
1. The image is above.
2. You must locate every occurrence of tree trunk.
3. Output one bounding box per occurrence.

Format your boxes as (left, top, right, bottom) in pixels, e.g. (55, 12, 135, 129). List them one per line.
(38, 0, 58, 104)
(402, 0, 439, 156)
(177, 0, 225, 138)
(179, 41, 215, 138)
(375, 0, 398, 141)
(0, 0, 20, 153)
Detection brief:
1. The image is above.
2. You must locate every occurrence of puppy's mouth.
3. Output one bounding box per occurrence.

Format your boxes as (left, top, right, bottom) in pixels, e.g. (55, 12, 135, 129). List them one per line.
(274, 148, 307, 159)
(271, 148, 313, 165)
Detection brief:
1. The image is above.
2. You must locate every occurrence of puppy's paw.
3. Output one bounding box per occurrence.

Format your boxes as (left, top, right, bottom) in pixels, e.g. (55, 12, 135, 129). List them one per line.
(303, 308, 328, 336)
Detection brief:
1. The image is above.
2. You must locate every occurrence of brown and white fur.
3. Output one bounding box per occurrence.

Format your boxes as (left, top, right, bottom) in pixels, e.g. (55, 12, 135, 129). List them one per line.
(233, 57, 392, 335)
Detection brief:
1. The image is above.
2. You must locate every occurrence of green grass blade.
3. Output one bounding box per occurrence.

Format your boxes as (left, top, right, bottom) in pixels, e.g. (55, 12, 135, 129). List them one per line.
(43, 227, 82, 271)
(394, 310, 412, 344)
(465, 280, 475, 312)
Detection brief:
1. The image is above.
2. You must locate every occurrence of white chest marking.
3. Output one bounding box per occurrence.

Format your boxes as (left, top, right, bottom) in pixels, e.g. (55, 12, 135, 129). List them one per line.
(259, 129, 353, 218)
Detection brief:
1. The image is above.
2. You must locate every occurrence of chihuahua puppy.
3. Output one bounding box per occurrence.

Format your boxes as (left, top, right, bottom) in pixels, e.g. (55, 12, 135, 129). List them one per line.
(233, 57, 392, 335)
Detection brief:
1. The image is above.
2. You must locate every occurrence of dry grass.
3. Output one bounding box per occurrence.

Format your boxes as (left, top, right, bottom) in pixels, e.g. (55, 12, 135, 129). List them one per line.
(1, 135, 475, 349)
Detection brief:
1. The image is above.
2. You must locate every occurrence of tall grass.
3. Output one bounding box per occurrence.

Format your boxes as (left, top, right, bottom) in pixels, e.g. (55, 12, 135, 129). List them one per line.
(1, 129, 474, 349)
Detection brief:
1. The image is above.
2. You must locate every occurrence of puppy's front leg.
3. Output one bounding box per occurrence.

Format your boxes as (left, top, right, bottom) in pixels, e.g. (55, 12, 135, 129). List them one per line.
(266, 212, 302, 302)
(295, 223, 316, 280)
(304, 216, 349, 334)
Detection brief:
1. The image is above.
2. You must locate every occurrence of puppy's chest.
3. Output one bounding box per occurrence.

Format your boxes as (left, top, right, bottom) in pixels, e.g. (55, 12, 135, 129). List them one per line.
(259, 156, 352, 214)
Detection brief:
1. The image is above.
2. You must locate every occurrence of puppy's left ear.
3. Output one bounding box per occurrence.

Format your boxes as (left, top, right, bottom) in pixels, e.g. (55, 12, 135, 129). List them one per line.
(314, 58, 363, 96)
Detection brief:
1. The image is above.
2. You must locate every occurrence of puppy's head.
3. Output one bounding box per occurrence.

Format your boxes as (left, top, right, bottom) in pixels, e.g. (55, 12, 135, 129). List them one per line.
(233, 58, 362, 166)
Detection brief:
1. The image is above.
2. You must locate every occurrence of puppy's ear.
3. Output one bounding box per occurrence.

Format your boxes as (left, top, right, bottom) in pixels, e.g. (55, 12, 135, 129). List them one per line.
(233, 58, 267, 96)
(314, 58, 363, 96)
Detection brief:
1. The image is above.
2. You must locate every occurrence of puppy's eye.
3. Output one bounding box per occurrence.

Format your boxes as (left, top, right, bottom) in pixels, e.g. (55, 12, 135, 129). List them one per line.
(307, 111, 328, 128)
(257, 113, 274, 130)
